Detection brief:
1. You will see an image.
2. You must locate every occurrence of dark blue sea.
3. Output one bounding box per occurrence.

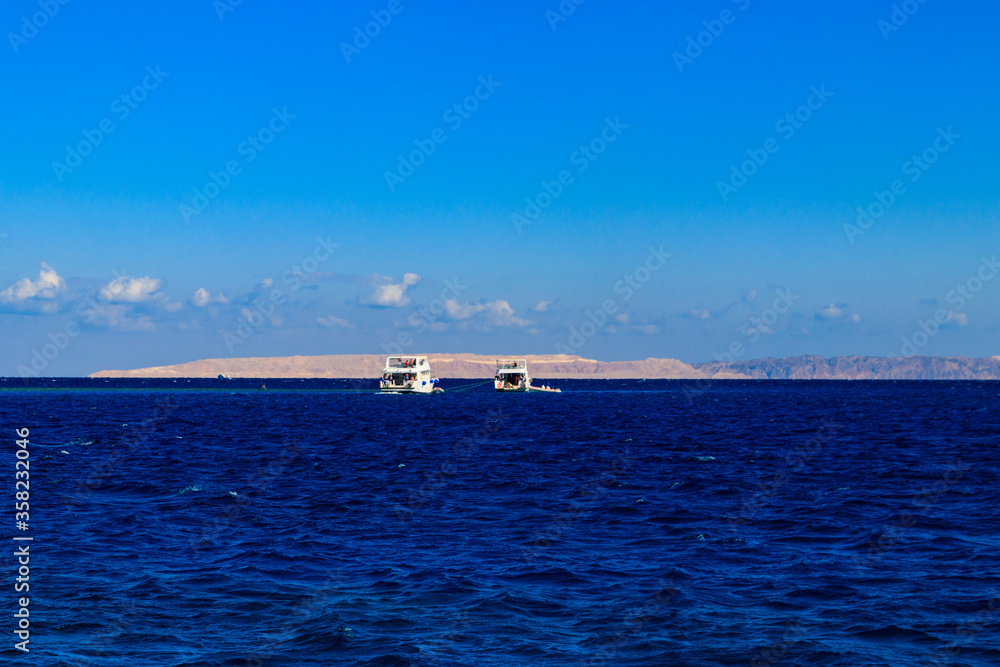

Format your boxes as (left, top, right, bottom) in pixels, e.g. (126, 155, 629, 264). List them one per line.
(1, 378, 998, 666)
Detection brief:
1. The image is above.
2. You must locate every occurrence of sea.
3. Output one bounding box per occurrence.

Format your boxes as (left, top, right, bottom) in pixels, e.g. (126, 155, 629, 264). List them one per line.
(1, 378, 998, 666)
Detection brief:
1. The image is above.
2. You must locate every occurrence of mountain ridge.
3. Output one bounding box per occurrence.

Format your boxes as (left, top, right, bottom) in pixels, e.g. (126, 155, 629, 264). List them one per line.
(87, 353, 1000, 380)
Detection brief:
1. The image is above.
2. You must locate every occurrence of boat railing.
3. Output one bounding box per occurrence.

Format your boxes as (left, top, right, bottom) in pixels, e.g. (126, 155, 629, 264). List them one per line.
(386, 357, 423, 369)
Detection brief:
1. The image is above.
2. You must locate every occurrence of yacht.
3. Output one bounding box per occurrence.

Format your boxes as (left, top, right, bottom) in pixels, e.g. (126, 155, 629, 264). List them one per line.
(495, 359, 529, 391)
(494, 359, 561, 393)
(380, 356, 442, 394)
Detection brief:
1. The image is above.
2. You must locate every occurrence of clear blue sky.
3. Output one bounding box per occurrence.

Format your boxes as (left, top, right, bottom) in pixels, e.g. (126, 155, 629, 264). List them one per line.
(1, 0, 998, 375)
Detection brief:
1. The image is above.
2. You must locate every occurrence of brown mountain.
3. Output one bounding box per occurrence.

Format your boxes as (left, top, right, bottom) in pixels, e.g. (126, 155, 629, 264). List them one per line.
(88, 353, 1000, 380)
(692, 354, 1000, 380)
(88, 353, 704, 379)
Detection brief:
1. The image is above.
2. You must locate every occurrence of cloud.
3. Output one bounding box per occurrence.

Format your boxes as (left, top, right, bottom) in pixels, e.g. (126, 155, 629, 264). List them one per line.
(317, 315, 354, 329)
(481, 300, 532, 328)
(677, 302, 735, 321)
(100, 276, 163, 303)
(0, 262, 67, 308)
(634, 324, 660, 334)
(919, 298, 939, 306)
(362, 273, 420, 308)
(84, 303, 156, 331)
(815, 304, 844, 321)
(814, 303, 862, 325)
(743, 289, 757, 303)
(943, 311, 969, 328)
(531, 299, 556, 312)
(440, 299, 531, 330)
(616, 313, 630, 324)
(443, 300, 482, 320)
(192, 288, 228, 307)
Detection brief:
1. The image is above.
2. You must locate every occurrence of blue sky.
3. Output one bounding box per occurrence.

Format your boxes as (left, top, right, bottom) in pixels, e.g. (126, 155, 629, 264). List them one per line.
(1, 0, 998, 375)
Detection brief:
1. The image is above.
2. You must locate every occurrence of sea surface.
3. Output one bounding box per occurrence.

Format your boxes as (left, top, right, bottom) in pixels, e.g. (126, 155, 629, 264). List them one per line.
(1, 378, 998, 666)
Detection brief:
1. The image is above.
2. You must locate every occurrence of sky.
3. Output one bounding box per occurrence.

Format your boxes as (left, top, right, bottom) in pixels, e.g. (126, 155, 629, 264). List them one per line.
(1, 0, 998, 376)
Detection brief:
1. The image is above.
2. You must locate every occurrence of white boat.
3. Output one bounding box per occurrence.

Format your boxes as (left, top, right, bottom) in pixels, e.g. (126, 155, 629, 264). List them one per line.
(494, 359, 561, 393)
(380, 356, 442, 394)
(495, 359, 530, 391)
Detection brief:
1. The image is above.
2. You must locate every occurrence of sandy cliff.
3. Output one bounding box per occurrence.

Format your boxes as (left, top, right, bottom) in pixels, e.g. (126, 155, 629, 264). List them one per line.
(89, 353, 1000, 380)
(89, 353, 705, 379)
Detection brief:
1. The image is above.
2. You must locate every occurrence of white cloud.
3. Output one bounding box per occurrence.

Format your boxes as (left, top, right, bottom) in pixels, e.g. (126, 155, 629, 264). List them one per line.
(0, 262, 66, 304)
(481, 300, 531, 328)
(616, 313, 630, 324)
(634, 324, 660, 334)
(743, 289, 757, 303)
(317, 316, 354, 329)
(690, 308, 711, 320)
(440, 299, 531, 329)
(100, 276, 163, 303)
(363, 273, 421, 308)
(815, 303, 863, 324)
(85, 303, 155, 331)
(444, 300, 483, 320)
(946, 311, 969, 327)
(815, 304, 844, 321)
(192, 288, 228, 307)
(531, 299, 555, 312)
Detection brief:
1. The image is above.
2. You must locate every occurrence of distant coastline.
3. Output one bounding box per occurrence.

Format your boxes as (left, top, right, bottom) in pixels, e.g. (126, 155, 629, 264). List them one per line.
(88, 353, 1000, 380)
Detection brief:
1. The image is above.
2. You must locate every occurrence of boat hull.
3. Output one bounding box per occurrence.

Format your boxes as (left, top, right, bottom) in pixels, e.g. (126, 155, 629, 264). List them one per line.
(380, 383, 439, 394)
